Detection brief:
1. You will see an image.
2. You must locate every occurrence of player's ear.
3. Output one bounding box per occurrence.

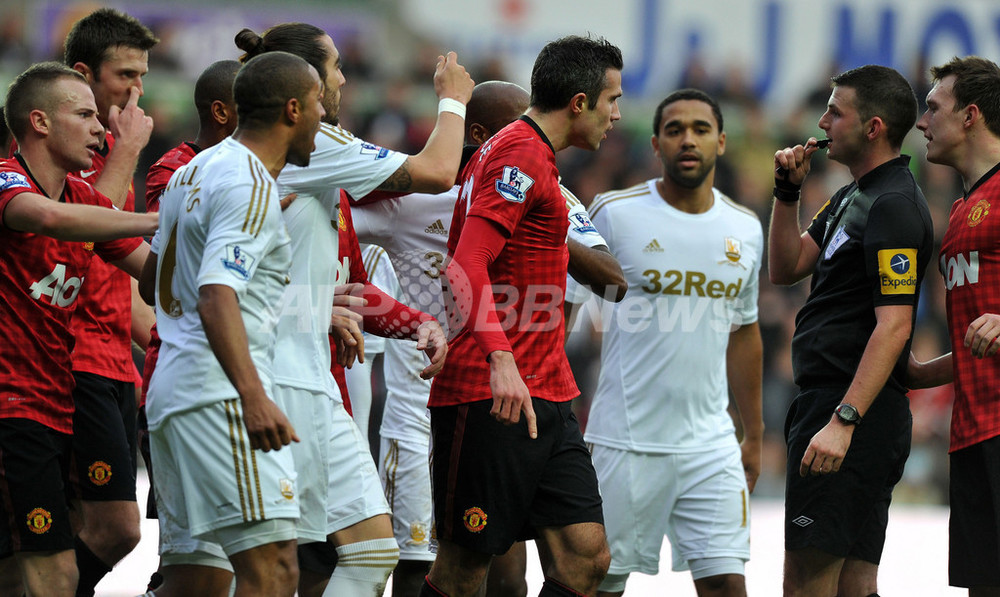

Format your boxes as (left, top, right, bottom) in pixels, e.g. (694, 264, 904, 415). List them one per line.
(28, 109, 50, 136)
(965, 104, 981, 128)
(284, 97, 300, 124)
(71, 62, 95, 84)
(866, 116, 884, 141)
(469, 122, 489, 145)
(570, 92, 588, 115)
(211, 100, 231, 126)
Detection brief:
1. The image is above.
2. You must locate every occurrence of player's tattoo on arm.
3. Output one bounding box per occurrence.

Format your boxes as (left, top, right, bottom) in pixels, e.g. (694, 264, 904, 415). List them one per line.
(377, 159, 414, 192)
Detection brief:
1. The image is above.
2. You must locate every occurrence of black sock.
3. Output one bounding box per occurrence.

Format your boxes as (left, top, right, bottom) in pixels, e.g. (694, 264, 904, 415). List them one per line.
(147, 571, 164, 591)
(538, 577, 586, 597)
(419, 576, 448, 597)
(74, 536, 111, 597)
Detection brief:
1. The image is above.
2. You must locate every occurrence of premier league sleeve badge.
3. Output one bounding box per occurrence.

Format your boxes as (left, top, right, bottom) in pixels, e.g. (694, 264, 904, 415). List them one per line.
(495, 165, 534, 203)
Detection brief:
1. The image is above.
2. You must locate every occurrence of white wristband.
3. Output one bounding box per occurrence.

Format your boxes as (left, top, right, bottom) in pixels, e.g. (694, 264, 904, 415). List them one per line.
(438, 97, 466, 119)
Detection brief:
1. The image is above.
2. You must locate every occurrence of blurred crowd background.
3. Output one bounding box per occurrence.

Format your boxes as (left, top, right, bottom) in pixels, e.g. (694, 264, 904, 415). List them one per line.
(0, 0, 977, 503)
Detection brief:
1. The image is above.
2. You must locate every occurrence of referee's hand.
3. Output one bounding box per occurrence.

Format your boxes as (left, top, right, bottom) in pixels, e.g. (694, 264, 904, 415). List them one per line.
(488, 351, 538, 439)
(773, 137, 824, 186)
(799, 420, 851, 477)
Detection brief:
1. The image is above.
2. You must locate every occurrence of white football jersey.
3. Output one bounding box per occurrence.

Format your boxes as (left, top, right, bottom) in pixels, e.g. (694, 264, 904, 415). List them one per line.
(354, 244, 433, 443)
(584, 182, 763, 453)
(351, 186, 457, 333)
(271, 123, 407, 397)
(147, 138, 291, 429)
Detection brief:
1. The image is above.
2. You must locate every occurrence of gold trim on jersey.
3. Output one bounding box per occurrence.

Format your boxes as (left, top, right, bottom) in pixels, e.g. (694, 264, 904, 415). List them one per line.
(363, 245, 387, 278)
(560, 184, 581, 208)
(225, 399, 266, 522)
(318, 123, 355, 145)
(243, 158, 272, 237)
(256, 174, 272, 238)
(589, 183, 648, 218)
(718, 192, 760, 221)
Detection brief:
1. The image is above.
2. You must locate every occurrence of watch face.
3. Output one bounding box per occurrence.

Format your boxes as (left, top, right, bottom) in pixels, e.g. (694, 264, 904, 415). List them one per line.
(837, 404, 859, 422)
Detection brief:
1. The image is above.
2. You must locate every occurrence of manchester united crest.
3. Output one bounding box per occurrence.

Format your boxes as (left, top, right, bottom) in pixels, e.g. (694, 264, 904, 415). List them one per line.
(968, 199, 990, 227)
(88, 461, 112, 486)
(463, 507, 488, 533)
(26, 507, 52, 534)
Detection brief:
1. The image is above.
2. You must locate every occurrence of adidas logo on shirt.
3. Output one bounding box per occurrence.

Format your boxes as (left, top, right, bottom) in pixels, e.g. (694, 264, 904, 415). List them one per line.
(643, 239, 664, 253)
(424, 219, 448, 235)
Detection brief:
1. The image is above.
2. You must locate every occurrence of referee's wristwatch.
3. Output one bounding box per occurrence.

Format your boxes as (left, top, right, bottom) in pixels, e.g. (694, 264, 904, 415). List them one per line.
(835, 403, 862, 426)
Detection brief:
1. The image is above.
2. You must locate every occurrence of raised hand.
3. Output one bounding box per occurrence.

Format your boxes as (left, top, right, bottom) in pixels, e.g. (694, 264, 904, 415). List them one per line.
(433, 51, 474, 104)
(107, 86, 153, 151)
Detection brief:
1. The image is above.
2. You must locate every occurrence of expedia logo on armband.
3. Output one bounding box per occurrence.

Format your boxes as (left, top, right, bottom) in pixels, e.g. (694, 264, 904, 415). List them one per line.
(877, 248, 918, 295)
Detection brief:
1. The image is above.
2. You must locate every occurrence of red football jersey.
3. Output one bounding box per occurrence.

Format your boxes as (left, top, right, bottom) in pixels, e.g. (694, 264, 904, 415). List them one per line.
(0, 156, 142, 432)
(429, 117, 578, 407)
(70, 132, 140, 382)
(139, 142, 201, 405)
(145, 142, 199, 212)
(940, 165, 1000, 452)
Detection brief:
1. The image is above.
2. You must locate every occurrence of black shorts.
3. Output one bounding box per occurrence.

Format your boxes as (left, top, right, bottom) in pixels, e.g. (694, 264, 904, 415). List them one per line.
(949, 434, 1000, 587)
(0, 418, 74, 556)
(71, 371, 138, 502)
(783, 385, 911, 563)
(430, 398, 603, 555)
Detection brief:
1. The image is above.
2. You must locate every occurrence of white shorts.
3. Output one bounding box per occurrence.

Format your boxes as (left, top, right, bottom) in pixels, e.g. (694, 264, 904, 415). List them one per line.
(149, 399, 299, 555)
(591, 443, 750, 576)
(379, 437, 434, 561)
(276, 386, 389, 541)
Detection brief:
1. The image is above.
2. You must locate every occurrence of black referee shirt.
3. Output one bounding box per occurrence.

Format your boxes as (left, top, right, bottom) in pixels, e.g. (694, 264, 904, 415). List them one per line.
(791, 155, 934, 393)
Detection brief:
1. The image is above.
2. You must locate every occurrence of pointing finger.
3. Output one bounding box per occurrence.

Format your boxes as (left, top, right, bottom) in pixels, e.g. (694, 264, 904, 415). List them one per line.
(127, 86, 141, 108)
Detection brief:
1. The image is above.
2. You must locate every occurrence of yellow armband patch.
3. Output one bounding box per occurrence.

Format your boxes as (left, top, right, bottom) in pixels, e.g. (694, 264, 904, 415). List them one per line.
(878, 248, 918, 295)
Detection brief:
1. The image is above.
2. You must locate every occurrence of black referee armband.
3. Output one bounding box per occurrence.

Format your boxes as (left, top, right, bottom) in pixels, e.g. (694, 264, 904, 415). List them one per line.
(773, 178, 801, 203)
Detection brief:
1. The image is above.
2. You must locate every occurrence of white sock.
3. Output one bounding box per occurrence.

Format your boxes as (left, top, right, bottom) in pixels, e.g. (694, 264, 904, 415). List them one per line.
(321, 538, 400, 597)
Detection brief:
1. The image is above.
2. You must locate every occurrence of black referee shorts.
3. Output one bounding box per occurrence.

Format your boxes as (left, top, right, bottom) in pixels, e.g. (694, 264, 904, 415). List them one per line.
(784, 385, 911, 564)
(430, 398, 603, 555)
